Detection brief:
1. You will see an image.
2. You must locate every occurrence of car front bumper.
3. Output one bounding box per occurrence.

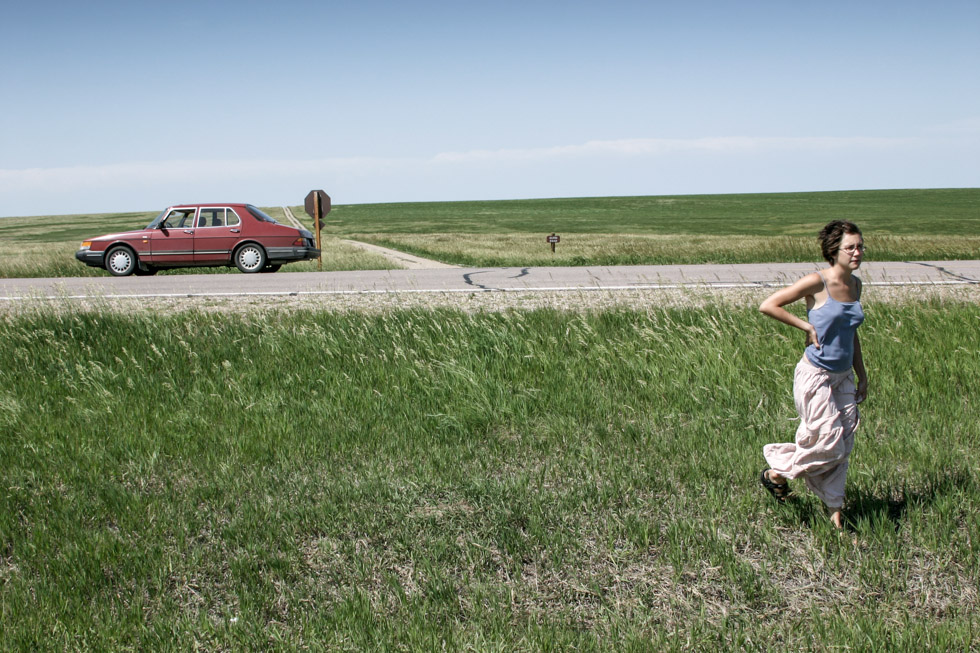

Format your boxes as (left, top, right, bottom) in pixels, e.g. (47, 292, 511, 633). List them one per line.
(75, 250, 104, 268)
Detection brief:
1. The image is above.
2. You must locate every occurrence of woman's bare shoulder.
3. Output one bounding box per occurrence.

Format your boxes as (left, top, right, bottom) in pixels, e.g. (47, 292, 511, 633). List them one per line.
(794, 272, 825, 294)
(761, 271, 824, 309)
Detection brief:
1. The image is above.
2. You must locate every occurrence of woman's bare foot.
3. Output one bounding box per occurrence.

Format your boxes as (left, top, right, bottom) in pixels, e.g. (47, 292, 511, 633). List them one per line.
(828, 508, 843, 529)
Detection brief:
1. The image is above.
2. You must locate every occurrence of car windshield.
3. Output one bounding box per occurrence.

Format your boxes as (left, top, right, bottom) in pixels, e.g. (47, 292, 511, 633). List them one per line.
(145, 209, 168, 229)
(246, 205, 279, 224)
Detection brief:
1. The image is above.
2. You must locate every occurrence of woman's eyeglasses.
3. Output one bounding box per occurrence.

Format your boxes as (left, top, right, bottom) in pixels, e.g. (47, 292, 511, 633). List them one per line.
(842, 244, 866, 253)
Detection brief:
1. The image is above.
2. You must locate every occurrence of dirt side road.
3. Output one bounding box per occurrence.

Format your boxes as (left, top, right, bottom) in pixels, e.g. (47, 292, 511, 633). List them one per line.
(339, 239, 459, 269)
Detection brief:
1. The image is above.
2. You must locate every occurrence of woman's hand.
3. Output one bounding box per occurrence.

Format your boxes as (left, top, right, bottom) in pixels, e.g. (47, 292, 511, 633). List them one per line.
(856, 377, 868, 404)
(806, 324, 821, 349)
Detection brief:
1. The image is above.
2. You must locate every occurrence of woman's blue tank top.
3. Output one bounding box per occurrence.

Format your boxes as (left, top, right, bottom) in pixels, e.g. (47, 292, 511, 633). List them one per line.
(804, 273, 864, 373)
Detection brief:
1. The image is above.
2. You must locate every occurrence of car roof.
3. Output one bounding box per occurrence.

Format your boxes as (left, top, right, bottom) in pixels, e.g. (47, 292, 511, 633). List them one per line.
(170, 203, 250, 208)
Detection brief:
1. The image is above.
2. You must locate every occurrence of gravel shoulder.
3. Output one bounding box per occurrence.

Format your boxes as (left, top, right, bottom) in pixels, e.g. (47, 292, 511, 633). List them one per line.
(6, 282, 978, 315)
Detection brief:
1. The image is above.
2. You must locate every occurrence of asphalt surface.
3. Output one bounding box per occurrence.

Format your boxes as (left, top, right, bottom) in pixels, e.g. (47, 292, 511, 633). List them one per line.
(2, 261, 978, 301)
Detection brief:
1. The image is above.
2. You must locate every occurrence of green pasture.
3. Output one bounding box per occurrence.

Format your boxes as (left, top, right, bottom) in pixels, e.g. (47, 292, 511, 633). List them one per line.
(1, 300, 977, 650)
(309, 188, 980, 235)
(300, 188, 980, 266)
(1, 189, 978, 277)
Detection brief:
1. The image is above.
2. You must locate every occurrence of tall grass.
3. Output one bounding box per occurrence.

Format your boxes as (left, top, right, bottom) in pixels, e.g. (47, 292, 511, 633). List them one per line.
(1, 300, 977, 649)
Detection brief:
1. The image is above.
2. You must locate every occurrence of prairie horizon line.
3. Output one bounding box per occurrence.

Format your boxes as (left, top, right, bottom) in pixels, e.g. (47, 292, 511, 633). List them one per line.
(2, 187, 977, 221)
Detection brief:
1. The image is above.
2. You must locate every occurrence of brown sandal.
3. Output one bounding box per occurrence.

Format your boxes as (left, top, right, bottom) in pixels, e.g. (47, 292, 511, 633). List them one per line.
(760, 469, 790, 502)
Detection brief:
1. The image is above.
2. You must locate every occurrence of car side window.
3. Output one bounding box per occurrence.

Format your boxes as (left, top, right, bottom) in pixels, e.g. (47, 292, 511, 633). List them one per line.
(163, 209, 196, 229)
(195, 208, 241, 228)
(198, 208, 224, 228)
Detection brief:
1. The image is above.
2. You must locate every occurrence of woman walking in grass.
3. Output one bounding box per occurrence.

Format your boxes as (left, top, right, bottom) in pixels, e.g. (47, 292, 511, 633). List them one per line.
(759, 220, 868, 529)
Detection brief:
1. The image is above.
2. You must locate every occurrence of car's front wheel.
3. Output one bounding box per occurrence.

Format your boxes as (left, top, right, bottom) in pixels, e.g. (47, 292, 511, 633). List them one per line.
(234, 243, 267, 273)
(105, 246, 137, 276)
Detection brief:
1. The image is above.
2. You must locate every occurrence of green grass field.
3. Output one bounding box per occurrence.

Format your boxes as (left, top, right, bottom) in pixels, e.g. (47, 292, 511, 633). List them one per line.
(1, 189, 977, 276)
(310, 188, 980, 235)
(2, 300, 977, 650)
(297, 188, 980, 267)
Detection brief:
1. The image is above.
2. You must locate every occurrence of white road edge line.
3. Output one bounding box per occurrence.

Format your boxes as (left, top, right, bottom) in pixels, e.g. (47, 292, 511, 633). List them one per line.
(1, 279, 976, 302)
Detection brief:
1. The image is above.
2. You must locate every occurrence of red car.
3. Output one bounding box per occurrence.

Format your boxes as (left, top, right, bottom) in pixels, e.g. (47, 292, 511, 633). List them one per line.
(75, 203, 320, 276)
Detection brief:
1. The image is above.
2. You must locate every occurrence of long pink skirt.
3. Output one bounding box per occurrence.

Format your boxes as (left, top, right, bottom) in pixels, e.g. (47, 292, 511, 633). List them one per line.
(763, 356, 860, 508)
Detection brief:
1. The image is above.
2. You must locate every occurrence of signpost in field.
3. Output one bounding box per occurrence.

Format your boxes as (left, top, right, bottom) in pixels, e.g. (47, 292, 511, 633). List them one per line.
(546, 233, 560, 253)
(304, 190, 331, 270)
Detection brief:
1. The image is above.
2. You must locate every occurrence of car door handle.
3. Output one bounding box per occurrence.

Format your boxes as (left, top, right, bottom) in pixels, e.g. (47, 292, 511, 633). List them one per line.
(230, 229, 240, 233)
(183, 230, 194, 234)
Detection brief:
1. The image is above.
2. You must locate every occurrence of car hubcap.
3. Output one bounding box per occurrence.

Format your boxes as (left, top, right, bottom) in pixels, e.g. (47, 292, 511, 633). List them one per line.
(239, 247, 261, 270)
(109, 251, 131, 273)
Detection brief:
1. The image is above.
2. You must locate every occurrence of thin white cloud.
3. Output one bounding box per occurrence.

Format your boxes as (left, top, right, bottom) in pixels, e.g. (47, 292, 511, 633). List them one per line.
(0, 135, 934, 194)
(0, 133, 973, 217)
(925, 116, 980, 135)
(431, 136, 922, 163)
(0, 158, 387, 193)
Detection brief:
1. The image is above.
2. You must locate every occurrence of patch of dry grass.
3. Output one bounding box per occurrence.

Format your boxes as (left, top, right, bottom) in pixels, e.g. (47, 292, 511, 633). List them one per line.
(352, 232, 980, 267)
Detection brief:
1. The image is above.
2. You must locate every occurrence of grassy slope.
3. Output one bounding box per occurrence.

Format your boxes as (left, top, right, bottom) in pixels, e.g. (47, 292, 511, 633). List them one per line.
(308, 188, 980, 235)
(1, 302, 977, 649)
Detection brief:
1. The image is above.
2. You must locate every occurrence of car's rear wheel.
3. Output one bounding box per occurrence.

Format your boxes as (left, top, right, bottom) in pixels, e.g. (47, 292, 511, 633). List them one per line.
(234, 243, 266, 273)
(105, 246, 137, 276)
(260, 264, 282, 273)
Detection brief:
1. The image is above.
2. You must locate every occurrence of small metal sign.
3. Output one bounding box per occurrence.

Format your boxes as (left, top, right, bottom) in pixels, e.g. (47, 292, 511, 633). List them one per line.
(546, 233, 560, 252)
(304, 190, 331, 225)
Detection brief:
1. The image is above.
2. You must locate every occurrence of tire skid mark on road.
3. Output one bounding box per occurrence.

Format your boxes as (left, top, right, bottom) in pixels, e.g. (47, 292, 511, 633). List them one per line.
(908, 261, 980, 283)
(462, 270, 497, 290)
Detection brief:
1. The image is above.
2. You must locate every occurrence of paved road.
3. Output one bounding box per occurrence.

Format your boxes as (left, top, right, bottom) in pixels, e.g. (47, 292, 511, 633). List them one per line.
(2, 261, 977, 301)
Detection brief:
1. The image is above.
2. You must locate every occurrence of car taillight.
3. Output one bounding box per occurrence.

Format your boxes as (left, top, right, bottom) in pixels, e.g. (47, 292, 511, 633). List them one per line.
(292, 238, 305, 246)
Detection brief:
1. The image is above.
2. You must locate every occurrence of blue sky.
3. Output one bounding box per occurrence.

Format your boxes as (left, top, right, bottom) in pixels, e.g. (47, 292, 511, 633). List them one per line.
(1, 0, 978, 217)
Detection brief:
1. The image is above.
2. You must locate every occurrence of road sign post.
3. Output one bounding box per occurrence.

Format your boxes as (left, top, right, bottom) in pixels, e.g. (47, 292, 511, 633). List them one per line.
(304, 190, 331, 271)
